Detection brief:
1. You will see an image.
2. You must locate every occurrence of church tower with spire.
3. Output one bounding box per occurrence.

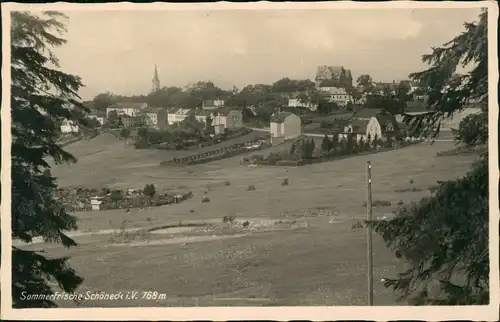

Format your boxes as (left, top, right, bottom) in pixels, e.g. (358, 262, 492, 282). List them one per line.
(151, 65, 160, 93)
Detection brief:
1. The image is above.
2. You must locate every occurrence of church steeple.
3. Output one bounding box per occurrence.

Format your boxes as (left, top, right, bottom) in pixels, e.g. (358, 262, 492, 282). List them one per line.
(151, 64, 160, 93)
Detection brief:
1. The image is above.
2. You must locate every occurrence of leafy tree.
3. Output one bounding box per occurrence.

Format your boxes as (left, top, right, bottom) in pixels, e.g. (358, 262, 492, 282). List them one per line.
(365, 94, 404, 115)
(345, 133, 354, 154)
(358, 136, 367, 152)
(367, 10, 489, 305)
(309, 138, 316, 157)
(11, 11, 86, 308)
(356, 74, 374, 92)
(135, 127, 150, 148)
(82, 116, 101, 129)
(321, 134, 330, 152)
(110, 190, 122, 207)
(452, 112, 487, 147)
(107, 110, 121, 128)
(329, 133, 339, 154)
(120, 127, 131, 146)
(92, 92, 115, 112)
(180, 114, 205, 138)
(143, 184, 156, 198)
(137, 127, 149, 141)
(395, 81, 412, 106)
(271, 77, 316, 93)
(206, 115, 213, 128)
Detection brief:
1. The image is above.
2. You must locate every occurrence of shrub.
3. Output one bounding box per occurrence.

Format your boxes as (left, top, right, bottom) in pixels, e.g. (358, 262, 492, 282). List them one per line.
(242, 221, 250, 227)
(282, 178, 289, 186)
(110, 190, 122, 204)
(224, 180, 231, 186)
(143, 184, 156, 198)
(223, 215, 236, 223)
(247, 184, 256, 191)
(201, 195, 210, 203)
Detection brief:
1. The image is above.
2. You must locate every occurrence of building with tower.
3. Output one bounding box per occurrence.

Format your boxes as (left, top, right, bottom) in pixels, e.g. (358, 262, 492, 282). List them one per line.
(314, 65, 353, 88)
(151, 65, 160, 93)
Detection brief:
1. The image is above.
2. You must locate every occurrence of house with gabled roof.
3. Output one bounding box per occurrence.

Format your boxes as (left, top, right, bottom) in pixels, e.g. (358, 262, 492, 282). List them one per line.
(174, 108, 193, 123)
(167, 107, 180, 125)
(269, 112, 301, 144)
(315, 65, 353, 88)
(143, 107, 167, 129)
(346, 109, 399, 141)
(212, 107, 243, 134)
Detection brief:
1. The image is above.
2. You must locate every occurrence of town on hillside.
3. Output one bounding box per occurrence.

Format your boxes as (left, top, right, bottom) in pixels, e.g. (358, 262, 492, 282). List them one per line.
(62, 63, 467, 151)
(10, 5, 491, 316)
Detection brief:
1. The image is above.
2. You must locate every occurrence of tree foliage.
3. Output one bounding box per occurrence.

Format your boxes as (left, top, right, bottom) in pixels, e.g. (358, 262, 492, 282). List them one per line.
(357, 74, 374, 92)
(367, 10, 490, 305)
(11, 11, 86, 308)
(143, 184, 156, 198)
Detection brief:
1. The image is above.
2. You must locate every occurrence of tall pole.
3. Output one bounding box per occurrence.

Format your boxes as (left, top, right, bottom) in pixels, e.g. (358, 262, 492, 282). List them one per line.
(366, 161, 374, 306)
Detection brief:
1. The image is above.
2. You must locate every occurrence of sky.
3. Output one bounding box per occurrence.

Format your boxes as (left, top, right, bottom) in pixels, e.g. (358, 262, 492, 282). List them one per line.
(50, 7, 483, 100)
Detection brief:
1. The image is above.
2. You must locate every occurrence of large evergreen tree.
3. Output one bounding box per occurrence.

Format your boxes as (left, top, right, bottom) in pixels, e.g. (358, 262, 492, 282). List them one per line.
(10, 11, 87, 308)
(368, 10, 490, 305)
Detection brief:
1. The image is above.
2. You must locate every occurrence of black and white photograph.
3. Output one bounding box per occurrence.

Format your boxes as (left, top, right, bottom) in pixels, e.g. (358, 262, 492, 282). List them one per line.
(1, 1, 499, 321)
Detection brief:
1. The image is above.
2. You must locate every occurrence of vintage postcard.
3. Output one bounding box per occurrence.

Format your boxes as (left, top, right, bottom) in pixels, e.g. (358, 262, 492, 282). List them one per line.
(1, 1, 499, 321)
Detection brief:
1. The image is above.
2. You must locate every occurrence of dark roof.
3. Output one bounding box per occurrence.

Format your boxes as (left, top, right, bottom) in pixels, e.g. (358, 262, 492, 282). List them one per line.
(375, 114, 398, 133)
(351, 119, 370, 133)
(167, 107, 180, 113)
(352, 108, 383, 119)
(270, 112, 296, 123)
(203, 100, 216, 106)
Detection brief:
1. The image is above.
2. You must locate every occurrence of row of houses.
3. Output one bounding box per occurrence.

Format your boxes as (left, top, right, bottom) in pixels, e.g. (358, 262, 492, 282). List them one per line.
(287, 86, 354, 111)
(102, 101, 244, 134)
(166, 106, 243, 134)
(268, 108, 409, 145)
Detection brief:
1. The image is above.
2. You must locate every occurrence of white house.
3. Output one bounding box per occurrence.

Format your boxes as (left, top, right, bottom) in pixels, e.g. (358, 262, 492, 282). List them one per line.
(143, 107, 167, 129)
(90, 196, 103, 211)
(174, 108, 192, 123)
(343, 113, 399, 142)
(167, 107, 179, 125)
(202, 99, 225, 110)
(167, 108, 192, 125)
(269, 112, 301, 142)
(320, 87, 352, 107)
(213, 107, 243, 134)
(288, 98, 318, 111)
(106, 102, 147, 117)
(194, 110, 214, 125)
(60, 120, 79, 133)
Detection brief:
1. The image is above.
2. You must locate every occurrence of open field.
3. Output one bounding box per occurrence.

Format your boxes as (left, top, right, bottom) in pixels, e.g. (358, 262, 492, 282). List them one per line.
(29, 134, 481, 307)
